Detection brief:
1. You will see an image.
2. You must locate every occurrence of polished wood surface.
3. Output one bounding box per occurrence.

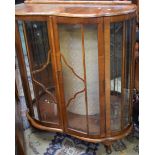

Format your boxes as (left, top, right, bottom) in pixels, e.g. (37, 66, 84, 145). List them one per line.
(27, 112, 63, 132)
(25, 0, 132, 5)
(104, 16, 111, 137)
(47, 17, 65, 129)
(15, 2, 137, 151)
(15, 3, 136, 17)
(27, 112, 133, 143)
(97, 18, 105, 137)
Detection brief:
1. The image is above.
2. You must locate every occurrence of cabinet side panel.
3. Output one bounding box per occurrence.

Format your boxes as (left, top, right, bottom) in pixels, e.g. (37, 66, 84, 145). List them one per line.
(17, 20, 60, 124)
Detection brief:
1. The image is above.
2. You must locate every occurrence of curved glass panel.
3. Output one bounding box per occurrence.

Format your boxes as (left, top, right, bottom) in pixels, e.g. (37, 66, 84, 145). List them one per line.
(18, 21, 59, 124)
(58, 24, 100, 135)
(110, 22, 123, 131)
(110, 19, 133, 131)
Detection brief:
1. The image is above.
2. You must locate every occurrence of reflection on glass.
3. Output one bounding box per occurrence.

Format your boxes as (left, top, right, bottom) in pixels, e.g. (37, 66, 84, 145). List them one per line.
(110, 19, 133, 131)
(18, 21, 59, 124)
(18, 21, 37, 118)
(59, 24, 100, 135)
(84, 25, 100, 135)
(15, 51, 29, 114)
(110, 22, 123, 131)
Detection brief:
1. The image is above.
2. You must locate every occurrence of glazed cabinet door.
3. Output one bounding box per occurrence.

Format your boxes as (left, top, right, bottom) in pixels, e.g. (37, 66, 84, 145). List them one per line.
(15, 17, 63, 129)
(109, 18, 136, 133)
(53, 17, 105, 138)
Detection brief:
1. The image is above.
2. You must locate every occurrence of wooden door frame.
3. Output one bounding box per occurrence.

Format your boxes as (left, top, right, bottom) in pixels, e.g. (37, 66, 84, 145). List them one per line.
(52, 16, 105, 139)
(15, 15, 63, 129)
(103, 13, 137, 137)
(15, 12, 136, 140)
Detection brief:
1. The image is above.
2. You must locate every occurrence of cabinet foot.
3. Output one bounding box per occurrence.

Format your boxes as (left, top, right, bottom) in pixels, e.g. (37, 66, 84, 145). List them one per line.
(105, 144, 112, 154)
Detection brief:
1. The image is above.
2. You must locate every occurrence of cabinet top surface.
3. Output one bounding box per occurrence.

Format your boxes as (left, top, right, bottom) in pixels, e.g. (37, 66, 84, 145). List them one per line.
(15, 3, 136, 17)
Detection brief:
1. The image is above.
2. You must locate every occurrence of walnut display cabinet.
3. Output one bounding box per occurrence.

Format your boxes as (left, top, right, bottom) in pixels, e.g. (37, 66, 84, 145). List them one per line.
(15, 1, 137, 153)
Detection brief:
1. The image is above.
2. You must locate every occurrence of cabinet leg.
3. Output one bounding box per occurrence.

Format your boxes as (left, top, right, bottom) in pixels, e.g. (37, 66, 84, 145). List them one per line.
(105, 144, 112, 154)
(103, 141, 113, 154)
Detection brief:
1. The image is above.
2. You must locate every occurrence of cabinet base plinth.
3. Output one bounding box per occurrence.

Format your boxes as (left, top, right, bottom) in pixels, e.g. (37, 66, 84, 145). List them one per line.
(27, 112, 133, 145)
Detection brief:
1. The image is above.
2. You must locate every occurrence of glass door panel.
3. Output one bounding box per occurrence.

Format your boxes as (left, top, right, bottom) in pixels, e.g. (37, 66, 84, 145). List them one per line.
(110, 22, 123, 131)
(17, 20, 59, 124)
(110, 19, 133, 131)
(58, 24, 100, 135)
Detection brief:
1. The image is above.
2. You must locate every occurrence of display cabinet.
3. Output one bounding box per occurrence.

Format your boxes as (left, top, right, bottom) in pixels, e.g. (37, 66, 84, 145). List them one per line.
(15, 1, 137, 153)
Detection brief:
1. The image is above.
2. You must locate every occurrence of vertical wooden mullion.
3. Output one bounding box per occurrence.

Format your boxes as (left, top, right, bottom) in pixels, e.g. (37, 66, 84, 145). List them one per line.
(129, 18, 136, 123)
(104, 17, 111, 136)
(52, 16, 68, 132)
(47, 16, 64, 128)
(113, 24, 116, 92)
(98, 18, 105, 137)
(15, 21, 34, 117)
(126, 20, 132, 125)
(121, 21, 126, 130)
(81, 25, 89, 136)
(127, 19, 132, 124)
(22, 21, 42, 120)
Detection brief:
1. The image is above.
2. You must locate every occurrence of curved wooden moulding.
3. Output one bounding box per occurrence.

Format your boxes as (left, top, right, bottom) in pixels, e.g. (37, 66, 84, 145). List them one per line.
(27, 112, 133, 143)
(15, 3, 136, 17)
(16, 2, 137, 153)
(27, 112, 63, 132)
(25, 0, 132, 5)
